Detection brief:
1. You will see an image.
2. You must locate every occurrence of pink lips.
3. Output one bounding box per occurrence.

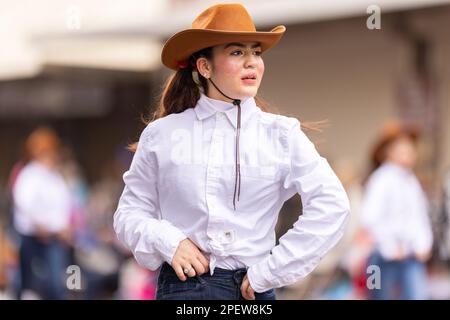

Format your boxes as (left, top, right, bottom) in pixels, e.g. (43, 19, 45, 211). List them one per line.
(241, 72, 257, 85)
(242, 78, 257, 85)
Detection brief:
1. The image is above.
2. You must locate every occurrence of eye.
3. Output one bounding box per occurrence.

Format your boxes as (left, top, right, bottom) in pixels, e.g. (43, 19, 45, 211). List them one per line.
(253, 50, 262, 56)
(231, 50, 243, 56)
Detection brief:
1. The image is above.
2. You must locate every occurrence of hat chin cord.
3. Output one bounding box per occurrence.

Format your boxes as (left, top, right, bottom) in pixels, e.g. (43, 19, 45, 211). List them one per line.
(207, 78, 241, 211)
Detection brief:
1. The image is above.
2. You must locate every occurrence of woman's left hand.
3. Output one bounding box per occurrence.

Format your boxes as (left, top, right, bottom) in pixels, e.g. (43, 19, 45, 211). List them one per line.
(240, 274, 255, 300)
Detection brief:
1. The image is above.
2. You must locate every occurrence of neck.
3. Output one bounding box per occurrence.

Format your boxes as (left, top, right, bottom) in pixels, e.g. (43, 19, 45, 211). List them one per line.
(35, 157, 56, 170)
(386, 160, 413, 171)
(207, 78, 242, 105)
(207, 89, 233, 104)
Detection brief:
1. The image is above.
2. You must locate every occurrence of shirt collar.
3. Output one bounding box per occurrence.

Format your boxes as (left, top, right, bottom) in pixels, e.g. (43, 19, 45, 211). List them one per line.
(194, 93, 259, 129)
(382, 161, 412, 176)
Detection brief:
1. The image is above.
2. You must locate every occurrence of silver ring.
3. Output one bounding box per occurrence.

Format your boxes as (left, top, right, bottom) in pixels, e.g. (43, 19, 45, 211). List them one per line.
(183, 267, 193, 274)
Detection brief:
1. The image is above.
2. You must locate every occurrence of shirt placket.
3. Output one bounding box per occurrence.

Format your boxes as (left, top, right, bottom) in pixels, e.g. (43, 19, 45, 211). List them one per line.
(206, 112, 230, 274)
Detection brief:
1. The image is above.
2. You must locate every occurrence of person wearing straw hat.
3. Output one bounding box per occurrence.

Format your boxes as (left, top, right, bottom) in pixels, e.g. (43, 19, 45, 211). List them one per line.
(114, 3, 350, 300)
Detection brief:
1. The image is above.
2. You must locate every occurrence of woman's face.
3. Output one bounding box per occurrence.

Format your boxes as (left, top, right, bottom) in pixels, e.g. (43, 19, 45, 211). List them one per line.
(197, 41, 264, 101)
(386, 135, 418, 169)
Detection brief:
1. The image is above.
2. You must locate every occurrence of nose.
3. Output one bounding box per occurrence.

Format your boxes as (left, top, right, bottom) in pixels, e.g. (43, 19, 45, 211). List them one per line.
(244, 53, 258, 69)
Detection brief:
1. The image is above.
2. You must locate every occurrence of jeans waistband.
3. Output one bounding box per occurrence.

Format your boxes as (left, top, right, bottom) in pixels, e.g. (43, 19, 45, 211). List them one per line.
(160, 262, 248, 285)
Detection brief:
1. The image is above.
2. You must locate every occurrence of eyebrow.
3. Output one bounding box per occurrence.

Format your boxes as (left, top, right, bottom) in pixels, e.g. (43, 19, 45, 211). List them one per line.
(224, 42, 261, 50)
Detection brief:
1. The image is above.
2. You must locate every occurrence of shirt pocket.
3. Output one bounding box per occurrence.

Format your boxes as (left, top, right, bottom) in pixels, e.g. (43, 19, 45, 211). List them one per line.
(228, 165, 281, 212)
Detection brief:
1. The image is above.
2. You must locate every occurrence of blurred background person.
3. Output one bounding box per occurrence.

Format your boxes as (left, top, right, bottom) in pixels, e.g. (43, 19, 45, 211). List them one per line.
(12, 127, 72, 299)
(360, 121, 433, 300)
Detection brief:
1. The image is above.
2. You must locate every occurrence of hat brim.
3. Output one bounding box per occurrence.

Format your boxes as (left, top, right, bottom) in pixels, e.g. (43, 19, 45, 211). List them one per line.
(161, 25, 286, 70)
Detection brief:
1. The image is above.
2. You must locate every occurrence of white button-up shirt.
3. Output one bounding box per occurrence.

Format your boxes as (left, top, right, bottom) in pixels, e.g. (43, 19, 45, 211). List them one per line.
(13, 161, 71, 236)
(113, 93, 350, 292)
(361, 162, 433, 260)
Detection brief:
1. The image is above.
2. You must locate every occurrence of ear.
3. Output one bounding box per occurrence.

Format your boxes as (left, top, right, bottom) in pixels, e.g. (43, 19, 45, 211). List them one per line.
(196, 57, 211, 79)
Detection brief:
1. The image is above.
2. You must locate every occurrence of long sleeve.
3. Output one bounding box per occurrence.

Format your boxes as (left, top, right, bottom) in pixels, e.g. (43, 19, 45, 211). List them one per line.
(14, 172, 41, 219)
(246, 120, 351, 292)
(359, 173, 393, 251)
(360, 176, 385, 229)
(113, 126, 187, 270)
(13, 170, 46, 231)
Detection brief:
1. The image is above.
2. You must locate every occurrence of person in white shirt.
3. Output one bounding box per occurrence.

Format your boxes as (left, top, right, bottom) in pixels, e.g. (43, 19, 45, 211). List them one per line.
(13, 127, 72, 299)
(114, 3, 350, 300)
(361, 122, 433, 300)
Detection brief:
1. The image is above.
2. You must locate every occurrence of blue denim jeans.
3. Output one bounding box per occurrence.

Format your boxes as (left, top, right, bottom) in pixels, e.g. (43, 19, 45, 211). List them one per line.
(367, 251, 427, 300)
(19, 235, 69, 300)
(155, 262, 276, 300)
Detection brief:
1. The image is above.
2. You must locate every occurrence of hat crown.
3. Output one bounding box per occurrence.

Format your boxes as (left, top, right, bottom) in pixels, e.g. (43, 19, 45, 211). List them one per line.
(192, 3, 256, 32)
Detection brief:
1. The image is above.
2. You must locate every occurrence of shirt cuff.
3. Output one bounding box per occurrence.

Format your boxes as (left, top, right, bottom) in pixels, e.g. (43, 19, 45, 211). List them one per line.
(154, 220, 187, 265)
(246, 258, 275, 293)
(413, 240, 432, 255)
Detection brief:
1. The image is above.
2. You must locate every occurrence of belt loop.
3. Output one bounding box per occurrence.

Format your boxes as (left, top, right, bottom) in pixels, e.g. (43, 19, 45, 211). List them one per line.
(232, 269, 246, 285)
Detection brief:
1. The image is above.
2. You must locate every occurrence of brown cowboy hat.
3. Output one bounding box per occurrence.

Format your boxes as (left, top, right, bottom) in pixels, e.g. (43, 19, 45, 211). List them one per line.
(161, 3, 286, 70)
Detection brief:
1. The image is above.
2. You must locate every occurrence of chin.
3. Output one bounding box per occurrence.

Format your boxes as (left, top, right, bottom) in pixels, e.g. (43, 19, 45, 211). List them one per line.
(236, 88, 259, 100)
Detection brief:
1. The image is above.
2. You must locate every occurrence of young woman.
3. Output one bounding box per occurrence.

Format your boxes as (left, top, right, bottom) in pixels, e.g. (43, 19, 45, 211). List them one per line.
(13, 127, 72, 299)
(361, 122, 433, 299)
(114, 3, 350, 300)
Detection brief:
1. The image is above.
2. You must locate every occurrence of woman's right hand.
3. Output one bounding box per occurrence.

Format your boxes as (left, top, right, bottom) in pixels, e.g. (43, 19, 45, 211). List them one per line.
(171, 239, 210, 281)
(415, 250, 431, 263)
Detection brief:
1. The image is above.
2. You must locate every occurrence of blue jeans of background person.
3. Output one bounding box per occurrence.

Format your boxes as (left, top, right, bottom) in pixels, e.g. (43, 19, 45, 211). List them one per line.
(19, 235, 69, 300)
(155, 262, 276, 300)
(367, 251, 427, 300)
